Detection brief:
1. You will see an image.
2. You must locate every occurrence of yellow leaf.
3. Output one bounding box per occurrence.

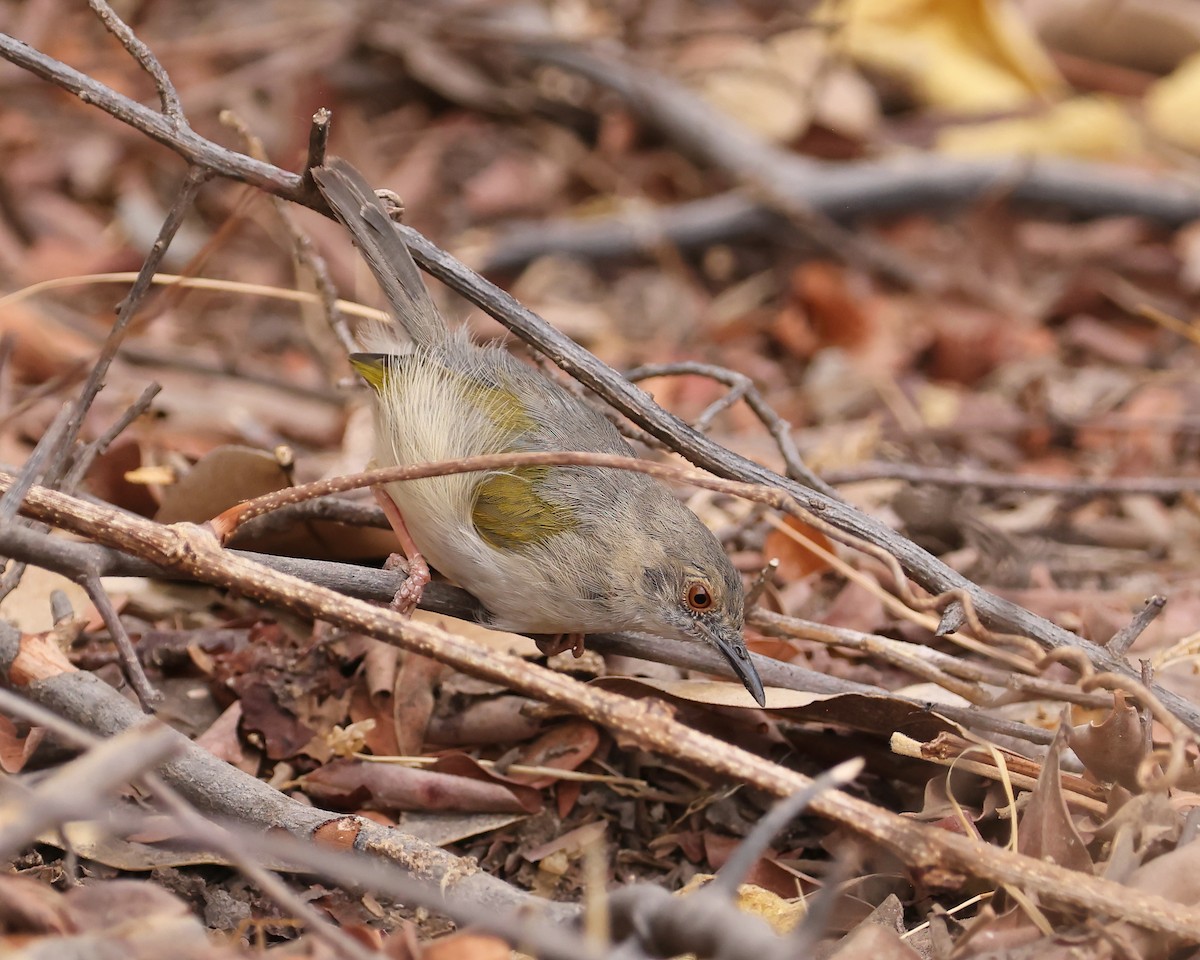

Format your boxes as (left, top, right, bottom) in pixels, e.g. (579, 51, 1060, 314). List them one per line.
(1147, 52, 1200, 154)
(823, 0, 1064, 112)
(936, 96, 1141, 159)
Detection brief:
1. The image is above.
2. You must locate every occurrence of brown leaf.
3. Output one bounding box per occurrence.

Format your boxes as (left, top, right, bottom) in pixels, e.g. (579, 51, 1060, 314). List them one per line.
(193, 701, 258, 776)
(235, 682, 314, 761)
(1069, 690, 1148, 789)
(791, 261, 874, 351)
(827, 918, 923, 959)
(0, 714, 44, 774)
(421, 931, 512, 960)
(393, 652, 444, 756)
(303, 758, 538, 814)
(1017, 724, 1092, 874)
(154, 445, 291, 525)
(509, 718, 600, 788)
(764, 514, 835, 580)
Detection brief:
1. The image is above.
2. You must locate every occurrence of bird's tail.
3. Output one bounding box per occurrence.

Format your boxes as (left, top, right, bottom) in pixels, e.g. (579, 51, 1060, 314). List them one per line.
(312, 157, 449, 348)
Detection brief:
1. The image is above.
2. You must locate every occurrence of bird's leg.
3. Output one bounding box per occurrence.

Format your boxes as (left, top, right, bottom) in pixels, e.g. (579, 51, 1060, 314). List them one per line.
(374, 487, 430, 615)
(535, 633, 586, 658)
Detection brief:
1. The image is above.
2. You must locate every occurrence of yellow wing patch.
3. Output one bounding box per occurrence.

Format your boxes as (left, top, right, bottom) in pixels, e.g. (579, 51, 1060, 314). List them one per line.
(472, 467, 577, 551)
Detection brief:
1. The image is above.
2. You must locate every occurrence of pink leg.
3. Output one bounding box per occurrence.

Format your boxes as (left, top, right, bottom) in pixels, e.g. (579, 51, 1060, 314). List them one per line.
(535, 633, 586, 659)
(374, 487, 431, 615)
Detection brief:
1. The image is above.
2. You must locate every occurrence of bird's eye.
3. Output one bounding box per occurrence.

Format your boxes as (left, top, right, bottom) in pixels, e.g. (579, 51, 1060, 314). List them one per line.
(685, 582, 714, 611)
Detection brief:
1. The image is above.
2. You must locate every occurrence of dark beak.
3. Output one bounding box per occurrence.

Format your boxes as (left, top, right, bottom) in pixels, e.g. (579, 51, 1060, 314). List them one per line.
(704, 627, 767, 707)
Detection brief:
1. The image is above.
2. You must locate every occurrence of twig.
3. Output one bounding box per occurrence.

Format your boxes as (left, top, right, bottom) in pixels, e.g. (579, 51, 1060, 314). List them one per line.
(86, 0, 184, 121)
(221, 108, 356, 363)
(479, 160, 1200, 272)
(625, 361, 830, 493)
(63, 382, 161, 490)
(823, 461, 1200, 497)
(1107, 596, 1167, 657)
(47, 166, 209, 488)
(520, 40, 934, 292)
(303, 107, 332, 195)
(751, 609, 1113, 713)
(78, 573, 158, 710)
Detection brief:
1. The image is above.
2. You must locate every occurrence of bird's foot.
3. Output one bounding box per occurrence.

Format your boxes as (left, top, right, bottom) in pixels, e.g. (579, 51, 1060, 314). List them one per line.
(535, 632, 586, 659)
(375, 487, 429, 616)
(383, 550, 430, 615)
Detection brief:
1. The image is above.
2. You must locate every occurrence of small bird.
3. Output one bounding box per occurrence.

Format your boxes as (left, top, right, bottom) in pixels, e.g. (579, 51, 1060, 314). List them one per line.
(313, 158, 765, 706)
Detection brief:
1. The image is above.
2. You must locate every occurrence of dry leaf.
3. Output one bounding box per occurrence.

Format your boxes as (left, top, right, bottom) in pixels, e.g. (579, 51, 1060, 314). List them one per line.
(764, 514, 835, 580)
(828, 0, 1064, 112)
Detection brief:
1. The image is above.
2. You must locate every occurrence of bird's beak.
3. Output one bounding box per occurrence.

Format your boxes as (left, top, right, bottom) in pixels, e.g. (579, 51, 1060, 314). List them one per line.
(698, 624, 766, 707)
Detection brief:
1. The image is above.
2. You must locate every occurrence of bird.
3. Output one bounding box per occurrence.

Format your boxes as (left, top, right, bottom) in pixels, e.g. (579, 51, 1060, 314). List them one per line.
(313, 158, 765, 706)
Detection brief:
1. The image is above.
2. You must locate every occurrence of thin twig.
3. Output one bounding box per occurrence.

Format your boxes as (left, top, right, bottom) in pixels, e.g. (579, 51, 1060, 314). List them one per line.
(303, 107, 332, 195)
(79, 573, 158, 709)
(1107, 596, 1167, 657)
(63, 382, 161, 490)
(86, 0, 184, 120)
(625, 361, 830, 493)
(47, 167, 210, 488)
(824, 461, 1200, 497)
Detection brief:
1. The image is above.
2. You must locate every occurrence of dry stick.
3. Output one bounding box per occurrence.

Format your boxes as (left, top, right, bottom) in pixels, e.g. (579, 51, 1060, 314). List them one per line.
(1107, 596, 1167, 657)
(221, 108, 355, 362)
(63, 382, 161, 489)
(78, 572, 158, 709)
(481, 162, 1200, 273)
(86, 0, 183, 120)
(10, 478, 1200, 941)
(302, 107, 331, 198)
(2, 35, 1196, 734)
(625, 361, 830, 494)
(824, 461, 1200, 497)
(0, 689, 570, 960)
(751, 610, 1113, 713)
